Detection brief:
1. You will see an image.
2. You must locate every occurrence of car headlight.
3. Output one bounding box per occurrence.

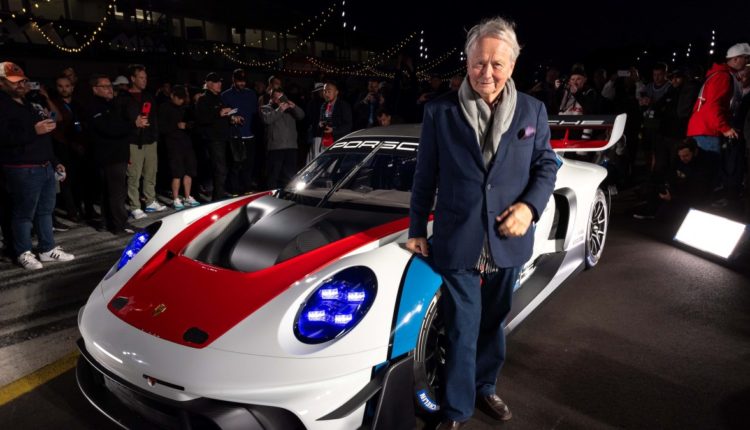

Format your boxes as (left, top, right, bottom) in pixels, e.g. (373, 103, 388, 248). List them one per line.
(116, 222, 161, 271)
(294, 266, 377, 344)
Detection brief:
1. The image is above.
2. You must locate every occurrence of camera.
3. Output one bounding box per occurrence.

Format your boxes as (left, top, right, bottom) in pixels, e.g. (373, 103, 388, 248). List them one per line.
(278, 95, 289, 103)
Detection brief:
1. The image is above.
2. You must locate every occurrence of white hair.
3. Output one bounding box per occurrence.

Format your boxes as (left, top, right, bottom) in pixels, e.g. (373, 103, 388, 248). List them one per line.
(464, 17, 521, 62)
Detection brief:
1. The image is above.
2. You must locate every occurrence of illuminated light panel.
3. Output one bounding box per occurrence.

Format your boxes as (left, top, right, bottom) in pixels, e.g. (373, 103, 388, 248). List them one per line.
(674, 209, 746, 259)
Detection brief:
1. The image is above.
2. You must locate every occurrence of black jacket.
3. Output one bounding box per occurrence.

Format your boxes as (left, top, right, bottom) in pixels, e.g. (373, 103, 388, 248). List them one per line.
(116, 90, 158, 145)
(0, 91, 57, 165)
(195, 90, 231, 141)
(86, 96, 135, 165)
(314, 98, 353, 140)
(158, 102, 191, 147)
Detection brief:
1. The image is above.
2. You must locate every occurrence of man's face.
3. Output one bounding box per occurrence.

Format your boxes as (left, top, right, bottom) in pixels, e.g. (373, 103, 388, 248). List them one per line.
(738, 68, 750, 88)
(270, 78, 281, 90)
(56, 77, 74, 98)
(728, 55, 749, 72)
(271, 91, 284, 104)
(653, 69, 666, 85)
(323, 84, 338, 102)
(62, 67, 77, 85)
(0, 76, 28, 98)
(92, 78, 114, 100)
(170, 94, 186, 106)
(430, 77, 442, 90)
(546, 69, 560, 84)
(207, 81, 222, 94)
(367, 80, 379, 93)
(678, 148, 694, 164)
(670, 75, 685, 88)
(377, 113, 391, 127)
(131, 70, 148, 91)
(234, 79, 247, 90)
(466, 36, 515, 103)
(569, 74, 587, 90)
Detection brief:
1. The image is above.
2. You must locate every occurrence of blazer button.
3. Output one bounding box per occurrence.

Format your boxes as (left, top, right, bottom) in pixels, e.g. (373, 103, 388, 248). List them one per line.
(486, 184, 492, 190)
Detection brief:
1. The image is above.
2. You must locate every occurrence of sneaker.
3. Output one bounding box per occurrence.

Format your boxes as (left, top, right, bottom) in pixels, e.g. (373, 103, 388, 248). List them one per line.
(52, 219, 70, 232)
(131, 209, 147, 220)
(18, 251, 43, 270)
(145, 201, 167, 213)
(39, 246, 75, 262)
(173, 198, 184, 210)
(184, 196, 200, 207)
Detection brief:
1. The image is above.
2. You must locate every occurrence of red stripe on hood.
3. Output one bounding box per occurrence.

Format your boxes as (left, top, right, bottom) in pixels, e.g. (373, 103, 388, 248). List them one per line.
(108, 194, 409, 348)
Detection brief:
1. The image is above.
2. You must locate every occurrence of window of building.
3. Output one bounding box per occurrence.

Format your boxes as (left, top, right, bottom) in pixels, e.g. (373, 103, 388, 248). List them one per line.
(262, 31, 278, 51)
(231, 27, 243, 45)
(205, 21, 227, 43)
(246, 29, 262, 47)
(171, 18, 182, 38)
(33, 1, 66, 21)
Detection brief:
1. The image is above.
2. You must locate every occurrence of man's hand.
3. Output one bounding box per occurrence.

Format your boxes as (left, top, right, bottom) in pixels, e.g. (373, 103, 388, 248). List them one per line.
(177, 121, 187, 130)
(55, 164, 66, 181)
(497, 202, 533, 237)
(220, 107, 233, 117)
(658, 189, 672, 201)
(323, 125, 333, 134)
(722, 128, 739, 139)
(406, 237, 429, 257)
(135, 115, 149, 128)
(34, 119, 56, 135)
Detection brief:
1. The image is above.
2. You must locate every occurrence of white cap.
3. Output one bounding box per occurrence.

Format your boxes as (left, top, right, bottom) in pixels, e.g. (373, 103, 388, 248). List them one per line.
(112, 75, 129, 86)
(726, 43, 750, 58)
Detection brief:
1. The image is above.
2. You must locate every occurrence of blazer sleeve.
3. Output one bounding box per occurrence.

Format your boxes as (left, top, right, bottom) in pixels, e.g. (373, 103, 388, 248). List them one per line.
(409, 102, 439, 238)
(518, 102, 558, 221)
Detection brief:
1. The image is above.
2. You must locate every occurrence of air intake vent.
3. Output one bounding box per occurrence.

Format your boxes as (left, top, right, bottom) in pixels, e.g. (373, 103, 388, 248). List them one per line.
(183, 327, 209, 345)
(110, 296, 129, 310)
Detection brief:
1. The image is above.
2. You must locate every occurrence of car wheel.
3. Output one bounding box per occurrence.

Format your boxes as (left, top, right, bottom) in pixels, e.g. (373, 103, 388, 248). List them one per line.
(585, 188, 608, 268)
(413, 290, 445, 414)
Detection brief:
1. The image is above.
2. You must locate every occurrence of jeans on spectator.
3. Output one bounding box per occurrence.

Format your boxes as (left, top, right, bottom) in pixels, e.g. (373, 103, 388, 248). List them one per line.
(439, 266, 519, 422)
(691, 135, 721, 188)
(2, 164, 57, 256)
(208, 140, 228, 200)
(266, 149, 297, 189)
(127, 142, 158, 211)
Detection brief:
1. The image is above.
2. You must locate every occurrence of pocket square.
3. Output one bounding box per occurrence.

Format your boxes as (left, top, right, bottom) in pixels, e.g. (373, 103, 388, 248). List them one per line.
(517, 126, 536, 140)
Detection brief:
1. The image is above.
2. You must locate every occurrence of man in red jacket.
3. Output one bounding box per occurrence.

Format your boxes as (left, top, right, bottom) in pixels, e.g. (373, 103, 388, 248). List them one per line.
(687, 43, 749, 174)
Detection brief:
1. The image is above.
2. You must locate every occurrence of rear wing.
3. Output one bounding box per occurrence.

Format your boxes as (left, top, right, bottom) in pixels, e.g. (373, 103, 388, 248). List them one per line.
(548, 114, 626, 152)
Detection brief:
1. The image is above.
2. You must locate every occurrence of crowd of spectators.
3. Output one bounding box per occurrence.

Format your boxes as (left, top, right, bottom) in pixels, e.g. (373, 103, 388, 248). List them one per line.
(1, 41, 750, 269)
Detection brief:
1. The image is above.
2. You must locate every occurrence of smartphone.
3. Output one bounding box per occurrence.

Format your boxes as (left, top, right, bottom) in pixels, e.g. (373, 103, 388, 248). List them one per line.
(49, 111, 57, 121)
(141, 102, 152, 116)
(617, 70, 631, 78)
(227, 108, 239, 115)
(278, 95, 289, 103)
(28, 81, 41, 90)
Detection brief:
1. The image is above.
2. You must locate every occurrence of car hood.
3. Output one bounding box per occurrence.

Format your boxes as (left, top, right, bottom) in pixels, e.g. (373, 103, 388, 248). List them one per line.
(107, 195, 408, 349)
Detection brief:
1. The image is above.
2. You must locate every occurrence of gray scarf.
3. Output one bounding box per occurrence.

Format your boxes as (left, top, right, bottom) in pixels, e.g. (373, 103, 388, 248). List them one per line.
(458, 76, 517, 166)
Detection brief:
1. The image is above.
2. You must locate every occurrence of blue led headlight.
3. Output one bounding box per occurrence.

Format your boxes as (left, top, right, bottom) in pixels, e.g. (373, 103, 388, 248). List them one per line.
(116, 231, 151, 270)
(295, 266, 377, 344)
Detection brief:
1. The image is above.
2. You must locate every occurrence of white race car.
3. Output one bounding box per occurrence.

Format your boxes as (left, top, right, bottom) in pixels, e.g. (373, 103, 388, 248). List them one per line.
(77, 114, 626, 430)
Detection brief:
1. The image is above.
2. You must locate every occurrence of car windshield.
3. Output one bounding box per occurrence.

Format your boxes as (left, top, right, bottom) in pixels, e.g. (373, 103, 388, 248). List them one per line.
(280, 141, 418, 210)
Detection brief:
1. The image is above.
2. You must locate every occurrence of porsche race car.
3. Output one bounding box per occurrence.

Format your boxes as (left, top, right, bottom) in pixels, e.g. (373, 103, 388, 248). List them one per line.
(76, 114, 626, 430)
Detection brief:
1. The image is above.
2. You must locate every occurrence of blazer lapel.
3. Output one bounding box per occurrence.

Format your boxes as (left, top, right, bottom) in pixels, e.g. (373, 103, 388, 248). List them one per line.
(489, 104, 524, 175)
(448, 105, 486, 172)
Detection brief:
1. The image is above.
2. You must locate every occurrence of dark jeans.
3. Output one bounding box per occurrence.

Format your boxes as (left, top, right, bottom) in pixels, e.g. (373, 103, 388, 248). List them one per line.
(101, 162, 128, 232)
(439, 266, 519, 421)
(266, 149, 297, 189)
(227, 137, 256, 194)
(2, 164, 57, 256)
(208, 140, 228, 200)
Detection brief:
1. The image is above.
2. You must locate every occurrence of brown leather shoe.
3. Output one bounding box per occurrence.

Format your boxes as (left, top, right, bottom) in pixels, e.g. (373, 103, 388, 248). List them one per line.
(435, 420, 466, 430)
(476, 394, 512, 421)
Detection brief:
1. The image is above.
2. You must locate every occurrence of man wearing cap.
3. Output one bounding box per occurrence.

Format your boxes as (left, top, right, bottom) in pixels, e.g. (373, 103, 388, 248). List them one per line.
(221, 68, 258, 194)
(112, 75, 130, 96)
(0, 61, 75, 269)
(195, 72, 240, 201)
(687, 43, 749, 176)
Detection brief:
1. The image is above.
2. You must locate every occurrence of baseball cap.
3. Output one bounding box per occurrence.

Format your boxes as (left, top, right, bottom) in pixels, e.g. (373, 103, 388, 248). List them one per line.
(312, 82, 325, 92)
(0, 62, 27, 83)
(205, 72, 222, 83)
(112, 75, 129, 86)
(726, 43, 750, 59)
(232, 68, 246, 81)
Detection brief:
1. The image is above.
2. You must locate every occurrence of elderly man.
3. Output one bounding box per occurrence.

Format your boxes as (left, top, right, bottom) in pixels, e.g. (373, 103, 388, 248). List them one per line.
(407, 18, 557, 429)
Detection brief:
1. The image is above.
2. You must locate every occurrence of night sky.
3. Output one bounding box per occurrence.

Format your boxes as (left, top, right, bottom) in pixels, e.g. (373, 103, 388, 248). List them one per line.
(249, 0, 750, 74)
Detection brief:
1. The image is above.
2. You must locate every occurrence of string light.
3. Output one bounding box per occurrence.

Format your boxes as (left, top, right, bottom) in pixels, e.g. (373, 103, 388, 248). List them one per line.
(306, 31, 416, 74)
(417, 48, 456, 73)
(242, 2, 337, 48)
(30, 0, 115, 53)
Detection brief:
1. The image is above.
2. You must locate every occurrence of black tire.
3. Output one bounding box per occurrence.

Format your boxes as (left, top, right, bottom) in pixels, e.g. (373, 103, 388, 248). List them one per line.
(413, 290, 445, 414)
(585, 188, 608, 268)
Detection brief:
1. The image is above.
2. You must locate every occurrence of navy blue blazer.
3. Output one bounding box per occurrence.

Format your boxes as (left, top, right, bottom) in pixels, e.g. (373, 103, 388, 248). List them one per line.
(409, 91, 558, 270)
